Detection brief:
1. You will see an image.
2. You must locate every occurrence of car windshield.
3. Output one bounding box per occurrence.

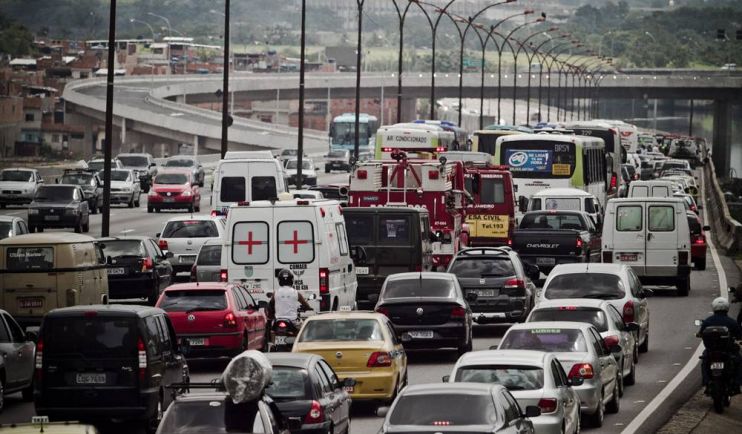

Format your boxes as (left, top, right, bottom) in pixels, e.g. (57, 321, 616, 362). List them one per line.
(389, 393, 498, 426)
(328, 151, 347, 158)
(197, 245, 221, 265)
(282, 149, 298, 156)
(110, 170, 131, 182)
(520, 213, 585, 230)
(61, 173, 94, 186)
(159, 290, 228, 312)
(156, 173, 189, 185)
(87, 161, 104, 171)
(529, 308, 608, 332)
(35, 186, 75, 201)
(544, 273, 624, 300)
(383, 278, 455, 299)
(286, 160, 312, 170)
(157, 398, 263, 434)
(162, 220, 219, 238)
(265, 367, 309, 399)
(44, 317, 138, 357)
(0, 222, 12, 240)
(500, 328, 588, 353)
(299, 319, 383, 342)
(0, 170, 33, 182)
(449, 257, 515, 278)
(101, 240, 145, 258)
(455, 365, 545, 391)
(165, 159, 195, 168)
(118, 156, 149, 167)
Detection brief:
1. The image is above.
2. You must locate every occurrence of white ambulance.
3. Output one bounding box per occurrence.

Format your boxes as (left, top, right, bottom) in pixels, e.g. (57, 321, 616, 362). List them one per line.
(210, 151, 287, 215)
(221, 198, 357, 312)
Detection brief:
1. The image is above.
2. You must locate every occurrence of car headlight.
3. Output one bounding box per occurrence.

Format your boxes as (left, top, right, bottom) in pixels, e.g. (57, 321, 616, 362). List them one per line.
(28, 209, 39, 215)
(182, 190, 192, 197)
(65, 208, 79, 215)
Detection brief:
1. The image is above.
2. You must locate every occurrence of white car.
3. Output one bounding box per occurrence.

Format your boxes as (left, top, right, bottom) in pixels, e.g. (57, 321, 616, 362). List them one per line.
(289, 189, 324, 200)
(0, 168, 43, 208)
(499, 321, 621, 428)
(526, 188, 603, 229)
(0, 216, 30, 240)
(157, 215, 226, 277)
(448, 350, 582, 434)
(284, 158, 317, 187)
(86, 158, 124, 172)
(107, 169, 141, 207)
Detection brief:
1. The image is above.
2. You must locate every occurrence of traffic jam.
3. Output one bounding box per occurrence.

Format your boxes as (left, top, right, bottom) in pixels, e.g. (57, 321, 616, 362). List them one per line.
(0, 120, 713, 433)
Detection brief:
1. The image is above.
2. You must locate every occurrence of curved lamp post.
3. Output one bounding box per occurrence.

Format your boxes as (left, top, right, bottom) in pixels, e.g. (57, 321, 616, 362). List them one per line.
(523, 32, 569, 125)
(391, 0, 415, 123)
(533, 39, 574, 122)
(147, 12, 171, 37)
(508, 22, 557, 125)
(129, 18, 156, 41)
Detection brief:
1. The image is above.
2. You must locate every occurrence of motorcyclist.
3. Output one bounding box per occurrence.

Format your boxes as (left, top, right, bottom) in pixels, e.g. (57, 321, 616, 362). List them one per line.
(698, 297, 742, 394)
(269, 268, 312, 327)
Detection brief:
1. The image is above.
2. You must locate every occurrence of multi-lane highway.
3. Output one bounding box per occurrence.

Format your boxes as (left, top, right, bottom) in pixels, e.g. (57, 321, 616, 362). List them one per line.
(0, 168, 738, 434)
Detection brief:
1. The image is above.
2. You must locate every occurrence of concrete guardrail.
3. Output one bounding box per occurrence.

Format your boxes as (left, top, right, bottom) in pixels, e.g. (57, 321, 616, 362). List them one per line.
(704, 157, 742, 253)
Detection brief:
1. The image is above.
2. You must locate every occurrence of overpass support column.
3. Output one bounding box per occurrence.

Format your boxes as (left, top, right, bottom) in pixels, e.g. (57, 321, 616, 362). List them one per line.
(399, 97, 416, 123)
(712, 99, 732, 177)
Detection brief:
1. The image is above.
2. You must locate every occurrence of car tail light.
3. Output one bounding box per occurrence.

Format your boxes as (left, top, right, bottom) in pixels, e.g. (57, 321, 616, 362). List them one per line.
(304, 400, 325, 424)
(576, 238, 583, 249)
(436, 146, 446, 153)
(568, 363, 594, 380)
(610, 172, 617, 190)
(679, 251, 689, 265)
(35, 338, 44, 382)
(356, 169, 368, 180)
(158, 239, 168, 251)
(376, 307, 390, 317)
(690, 204, 697, 212)
(507, 238, 512, 246)
(190, 265, 198, 281)
(367, 351, 392, 367)
(319, 268, 329, 294)
(138, 337, 147, 382)
(623, 300, 635, 323)
(503, 278, 526, 296)
(602, 251, 612, 263)
(694, 235, 705, 245)
(210, 210, 222, 217)
(538, 398, 558, 414)
(220, 269, 228, 282)
(428, 170, 439, 180)
(276, 320, 288, 329)
(451, 306, 466, 318)
(224, 312, 238, 328)
(603, 334, 620, 349)
(141, 257, 154, 272)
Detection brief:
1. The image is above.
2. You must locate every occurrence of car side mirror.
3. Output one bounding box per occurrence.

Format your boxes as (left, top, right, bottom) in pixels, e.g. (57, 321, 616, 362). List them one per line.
(640, 288, 654, 298)
(465, 293, 478, 303)
(376, 407, 389, 418)
(568, 376, 584, 387)
(155, 233, 161, 238)
(524, 405, 541, 418)
(149, 163, 156, 168)
(442, 375, 450, 382)
(625, 322, 641, 333)
(266, 292, 274, 299)
(55, 178, 60, 184)
(518, 196, 529, 213)
(106, 255, 113, 265)
(526, 263, 540, 281)
(26, 331, 38, 343)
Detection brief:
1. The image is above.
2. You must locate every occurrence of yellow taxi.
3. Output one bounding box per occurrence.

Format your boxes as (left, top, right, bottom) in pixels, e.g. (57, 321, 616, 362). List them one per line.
(0, 417, 99, 433)
(292, 311, 407, 402)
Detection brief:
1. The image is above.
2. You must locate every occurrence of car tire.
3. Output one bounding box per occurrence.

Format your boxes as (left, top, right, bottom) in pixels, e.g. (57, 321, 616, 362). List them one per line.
(696, 256, 707, 271)
(458, 329, 473, 356)
(128, 196, 134, 208)
(639, 333, 649, 353)
(606, 376, 621, 414)
(90, 202, 97, 214)
(147, 206, 153, 213)
(676, 277, 690, 296)
(325, 167, 330, 174)
(37, 226, 44, 233)
(21, 380, 34, 401)
(155, 207, 161, 213)
(188, 203, 194, 213)
(0, 203, 5, 209)
(145, 394, 164, 434)
(616, 368, 625, 397)
(587, 393, 604, 427)
(74, 221, 82, 233)
(573, 412, 581, 434)
(195, 203, 201, 213)
(134, 195, 141, 207)
(147, 280, 160, 306)
(625, 358, 637, 386)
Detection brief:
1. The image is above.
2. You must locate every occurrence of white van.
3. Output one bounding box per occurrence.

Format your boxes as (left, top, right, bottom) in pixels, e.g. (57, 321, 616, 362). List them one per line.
(221, 199, 357, 312)
(210, 151, 287, 215)
(526, 188, 603, 228)
(601, 197, 691, 295)
(627, 180, 679, 198)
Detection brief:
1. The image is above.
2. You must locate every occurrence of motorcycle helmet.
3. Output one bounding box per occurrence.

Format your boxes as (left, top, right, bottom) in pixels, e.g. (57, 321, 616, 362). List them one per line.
(277, 268, 295, 287)
(711, 297, 730, 313)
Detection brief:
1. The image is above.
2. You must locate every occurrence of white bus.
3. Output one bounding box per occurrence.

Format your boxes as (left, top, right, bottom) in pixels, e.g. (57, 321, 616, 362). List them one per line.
(374, 123, 455, 159)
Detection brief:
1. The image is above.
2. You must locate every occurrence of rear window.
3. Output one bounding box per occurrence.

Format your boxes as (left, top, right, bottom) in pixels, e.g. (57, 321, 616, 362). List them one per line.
(480, 178, 505, 204)
(519, 213, 585, 231)
(277, 221, 315, 264)
(345, 214, 373, 243)
(118, 156, 149, 167)
(43, 317, 138, 357)
(155, 173, 188, 185)
(101, 240, 144, 258)
(454, 365, 544, 391)
(389, 393, 497, 426)
(0, 170, 33, 182)
(35, 186, 75, 201)
(158, 290, 228, 312)
(529, 308, 608, 332)
(383, 278, 455, 299)
(164, 159, 195, 168)
(162, 220, 219, 238)
(448, 257, 515, 278)
(544, 273, 624, 300)
(6, 247, 54, 271)
(500, 328, 588, 353)
(252, 176, 277, 201)
(616, 206, 642, 231)
(543, 198, 581, 211)
(220, 176, 246, 203)
(197, 245, 222, 266)
(379, 216, 411, 243)
(298, 319, 383, 342)
(0, 222, 13, 240)
(158, 399, 262, 433)
(265, 367, 310, 399)
(648, 206, 674, 231)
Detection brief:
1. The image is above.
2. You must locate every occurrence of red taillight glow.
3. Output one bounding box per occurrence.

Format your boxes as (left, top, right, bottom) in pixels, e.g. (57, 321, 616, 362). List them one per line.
(367, 351, 392, 367)
(304, 400, 325, 424)
(559, 306, 577, 311)
(277, 321, 288, 329)
(356, 169, 368, 180)
(35, 338, 44, 382)
(504, 278, 525, 289)
(623, 300, 635, 323)
(568, 363, 594, 379)
(142, 257, 154, 272)
(158, 239, 168, 251)
(451, 306, 466, 318)
(435, 146, 446, 153)
(694, 236, 706, 245)
(210, 210, 221, 217)
(576, 238, 583, 249)
(610, 173, 617, 190)
(220, 269, 228, 282)
(603, 334, 620, 349)
(224, 312, 238, 328)
(538, 398, 558, 414)
(319, 268, 329, 294)
(138, 337, 147, 382)
(433, 421, 451, 426)
(507, 238, 512, 246)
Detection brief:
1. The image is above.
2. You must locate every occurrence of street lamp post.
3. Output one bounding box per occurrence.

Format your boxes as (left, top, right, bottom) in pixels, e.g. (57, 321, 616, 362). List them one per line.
(534, 39, 573, 122)
(147, 12, 171, 37)
(507, 20, 551, 125)
(353, 0, 365, 162)
(102, 0, 118, 236)
(391, 0, 414, 123)
(297, 0, 307, 187)
(129, 18, 156, 41)
(525, 33, 568, 125)
(219, 1, 231, 158)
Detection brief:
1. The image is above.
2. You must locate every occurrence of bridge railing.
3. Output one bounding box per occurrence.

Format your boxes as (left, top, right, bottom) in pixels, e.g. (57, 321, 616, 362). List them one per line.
(704, 157, 742, 253)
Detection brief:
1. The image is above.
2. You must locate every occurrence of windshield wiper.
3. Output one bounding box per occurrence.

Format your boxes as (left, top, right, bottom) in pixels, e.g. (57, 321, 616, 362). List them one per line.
(582, 293, 620, 300)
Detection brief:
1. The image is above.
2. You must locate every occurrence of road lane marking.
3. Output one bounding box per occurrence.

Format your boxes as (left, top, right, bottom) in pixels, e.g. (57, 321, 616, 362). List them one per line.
(621, 167, 727, 434)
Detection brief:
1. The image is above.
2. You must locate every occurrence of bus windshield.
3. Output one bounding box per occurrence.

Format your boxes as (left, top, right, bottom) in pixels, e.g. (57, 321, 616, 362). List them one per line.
(501, 141, 576, 179)
(332, 122, 369, 146)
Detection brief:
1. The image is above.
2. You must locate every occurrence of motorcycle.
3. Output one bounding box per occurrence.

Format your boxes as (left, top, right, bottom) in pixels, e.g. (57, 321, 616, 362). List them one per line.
(696, 318, 737, 413)
(268, 305, 313, 352)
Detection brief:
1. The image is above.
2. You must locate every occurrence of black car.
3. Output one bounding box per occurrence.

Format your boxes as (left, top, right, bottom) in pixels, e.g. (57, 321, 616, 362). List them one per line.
(58, 169, 103, 214)
(324, 150, 352, 173)
(99, 236, 174, 305)
(378, 383, 539, 434)
(163, 156, 205, 187)
(28, 185, 90, 233)
(117, 153, 157, 192)
(308, 184, 348, 206)
(447, 247, 539, 325)
(265, 353, 353, 434)
(375, 272, 474, 355)
(35, 304, 189, 432)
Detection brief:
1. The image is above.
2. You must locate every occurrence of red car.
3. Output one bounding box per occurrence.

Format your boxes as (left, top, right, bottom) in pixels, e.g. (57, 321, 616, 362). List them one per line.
(156, 282, 267, 358)
(147, 169, 201, 213)
(687, 212, 710, 271)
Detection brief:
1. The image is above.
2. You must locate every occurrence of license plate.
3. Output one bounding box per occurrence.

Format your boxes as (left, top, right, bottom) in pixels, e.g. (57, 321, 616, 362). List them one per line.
(475, 289, 496, 297)
(188, 338, 207, 346)
(44, 215, 60, 221)
(356, 266, 369, 275)
(179, 255, 196, 263)
(711, 362, 724, 370)
(18, 297, 43, 309)
(76, 373, 106, 384)
(274, 336, 287, 345)
(164, 198, 175, 203)
(107, 267, 126, 275)
(343, 386, 354, 393)
(536, 257, 556, 266)
(619, 253, 638, 262)
(409, 330, 434, 339)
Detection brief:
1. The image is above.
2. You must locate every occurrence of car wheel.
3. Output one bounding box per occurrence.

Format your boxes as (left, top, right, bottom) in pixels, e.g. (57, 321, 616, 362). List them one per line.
(588, 393, 604, 427)
(37, 226, 44, 233)
(134, 195, 141, 207)
(639, 333, 649, 353)
(155, 207, 161, 213)
(240, 333, 249, 352)
(573, 412, 581, 434)
(676, 277, 690, 296)
(616, 368, 625, 397)
(606, 377, 621, 414)
(90, 202, 97, 214)
(325, 167, 330, 174)
(188, 203, 194, 213)
(147, 280, 159, 306)
(195, 203, 201, 213)
(696, 256, 707, 271)
(147, 206, 153, 213)
(21, 379, 34, 401)
(74, 221, 82, 233)
(146, 394, 164, 434)
(0, 203, 5, 209)
(625, 358, 637, 386)
(128, 196, 134, 208)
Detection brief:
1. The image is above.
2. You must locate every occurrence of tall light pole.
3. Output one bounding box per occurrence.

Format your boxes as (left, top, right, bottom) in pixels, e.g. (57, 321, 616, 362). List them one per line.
(219, 1, 231, 158)
(507, 19, 551, 125)
(354, 0, 365, 162)
(525, 32, 568, 125)
(391, 0, 414, 123)
(297, 0, 306, 187)
(102, 0, 118, 236)
(534, 39, 574, 122)
(129, 18, 156, 41)
(147, 12, 171, 37)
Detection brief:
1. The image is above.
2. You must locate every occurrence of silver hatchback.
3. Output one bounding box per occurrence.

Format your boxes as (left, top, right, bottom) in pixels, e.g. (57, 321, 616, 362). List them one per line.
(191, 239, 222, 282)
(157, 216, 226, 277)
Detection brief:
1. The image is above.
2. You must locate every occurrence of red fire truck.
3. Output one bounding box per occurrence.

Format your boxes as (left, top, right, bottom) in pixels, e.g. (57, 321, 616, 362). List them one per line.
(461, 163, 517, 247)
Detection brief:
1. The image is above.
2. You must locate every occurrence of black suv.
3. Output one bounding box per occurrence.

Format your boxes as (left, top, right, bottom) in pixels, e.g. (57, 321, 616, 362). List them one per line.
(446, 247, 539, 324)
(58, 169, 103, 214)
(35, 305, 189, 431)
(28, 185, 90, 233)
(117, 153, 158, 193)
(324, 150, 352, 173)
(99, 236, 174, 305)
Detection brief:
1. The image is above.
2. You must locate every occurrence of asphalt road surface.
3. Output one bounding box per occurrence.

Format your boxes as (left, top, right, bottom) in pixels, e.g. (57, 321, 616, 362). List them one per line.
(0, 168, 738, 434)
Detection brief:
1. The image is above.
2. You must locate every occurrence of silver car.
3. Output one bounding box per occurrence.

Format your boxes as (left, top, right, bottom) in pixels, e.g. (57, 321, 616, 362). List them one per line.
(0, 309, 35, 404)
(499, 321, 621, 428)
(107, 169, 141, 207)
(448, 350, 581, 434)
(157, 216, 226, 277)
(0, 168, 42, 208)
(0, 216, 30, 240)
(527, 299, 640, 393)
(191, 239, 222, 282)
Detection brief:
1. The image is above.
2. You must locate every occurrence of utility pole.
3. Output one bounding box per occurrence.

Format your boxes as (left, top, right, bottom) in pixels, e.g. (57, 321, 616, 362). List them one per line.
(297, 0, 307, 187)
(354, 0, 366, 163)
(102, 0, 117, 237)
(220, 0, 231, 158)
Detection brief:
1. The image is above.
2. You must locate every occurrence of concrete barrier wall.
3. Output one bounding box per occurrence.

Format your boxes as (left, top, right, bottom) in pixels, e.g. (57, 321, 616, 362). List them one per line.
(704, 158, 742, 253)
